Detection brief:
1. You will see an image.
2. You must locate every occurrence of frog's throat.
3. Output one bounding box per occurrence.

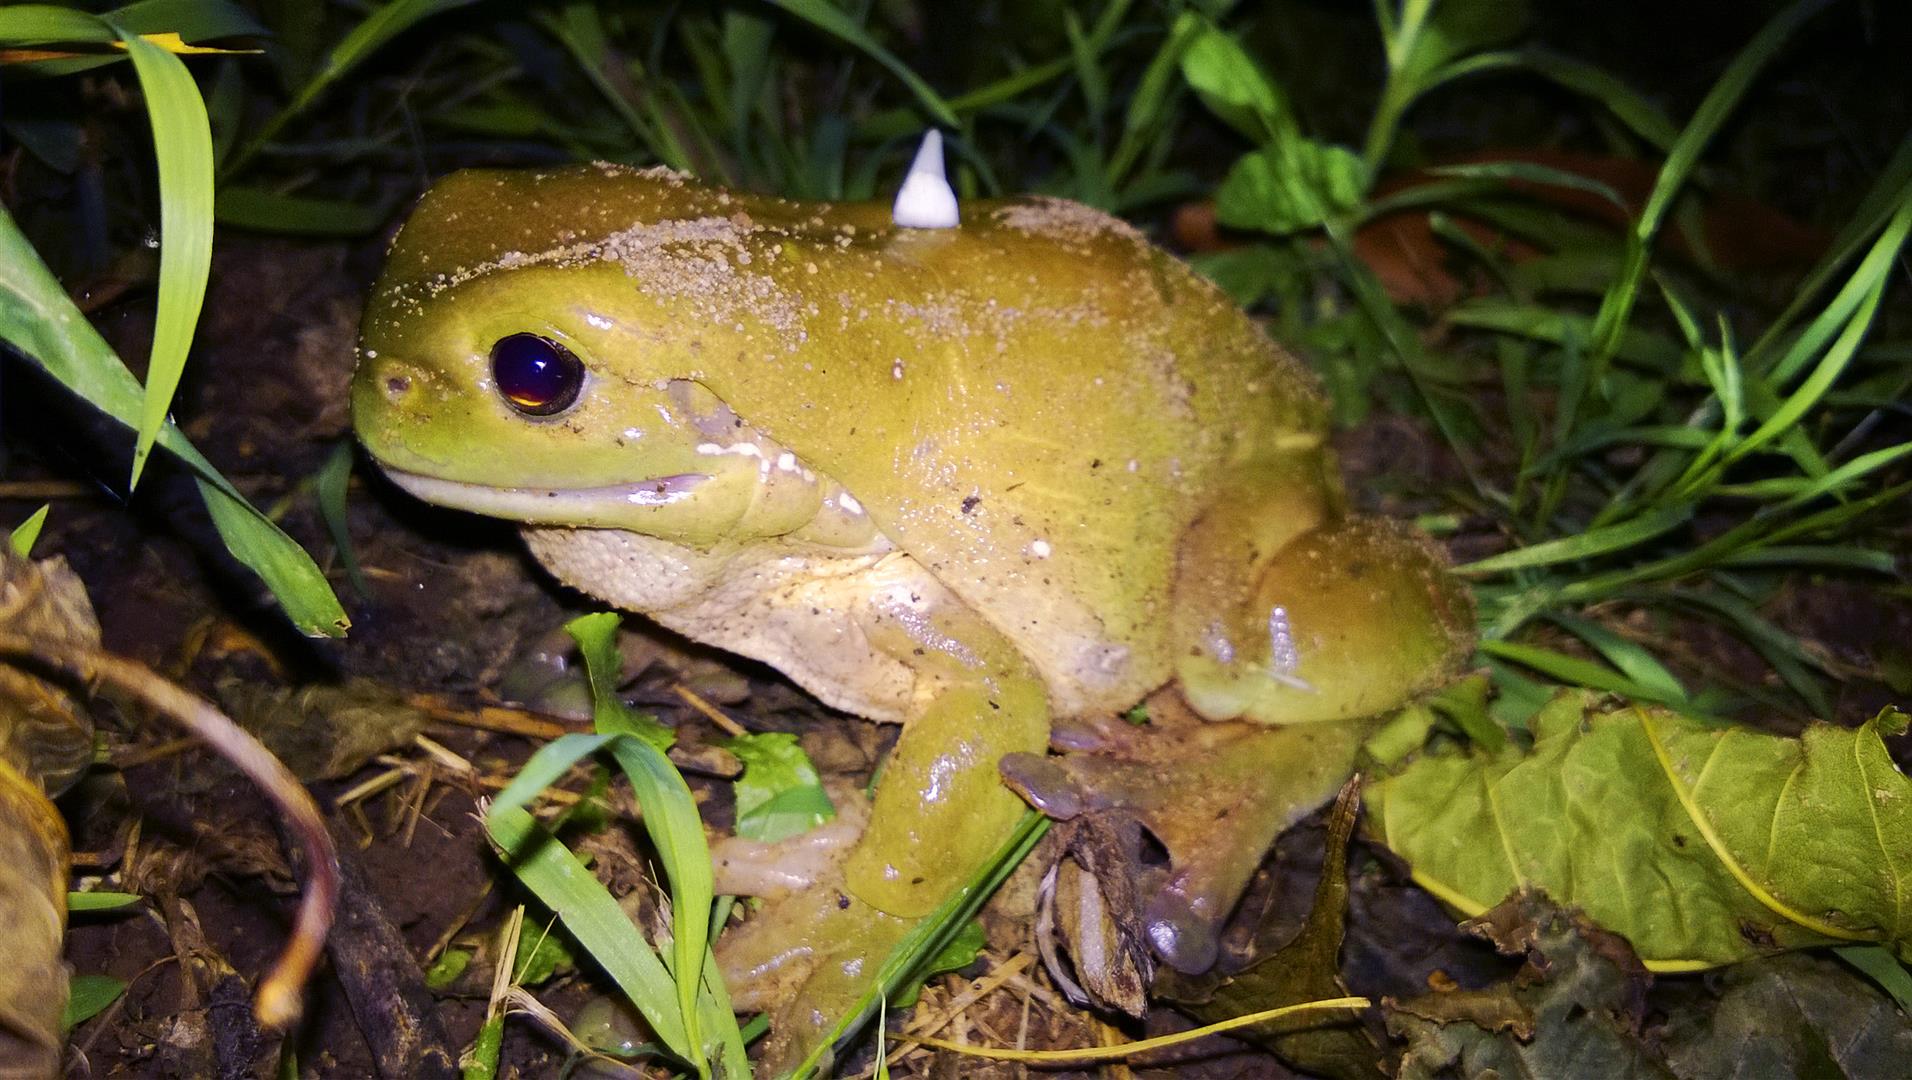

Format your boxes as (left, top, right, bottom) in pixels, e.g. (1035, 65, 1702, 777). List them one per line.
(379, 466, 706, 521)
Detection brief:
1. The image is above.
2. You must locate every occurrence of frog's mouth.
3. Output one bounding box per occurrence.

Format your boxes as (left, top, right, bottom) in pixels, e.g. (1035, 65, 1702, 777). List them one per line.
(377, 466, 707, 522)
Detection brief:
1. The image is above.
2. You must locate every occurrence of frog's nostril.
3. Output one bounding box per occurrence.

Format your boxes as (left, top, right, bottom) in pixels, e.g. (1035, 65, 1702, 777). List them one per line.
(385, 374, 412, 399)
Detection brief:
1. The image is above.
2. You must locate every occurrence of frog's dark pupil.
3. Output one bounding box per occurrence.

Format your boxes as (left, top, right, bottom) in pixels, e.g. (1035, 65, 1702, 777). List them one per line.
(491, 333, 583, 416)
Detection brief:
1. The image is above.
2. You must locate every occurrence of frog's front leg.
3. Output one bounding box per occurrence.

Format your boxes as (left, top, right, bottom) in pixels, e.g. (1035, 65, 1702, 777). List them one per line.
(718, 565, 1049, 1072)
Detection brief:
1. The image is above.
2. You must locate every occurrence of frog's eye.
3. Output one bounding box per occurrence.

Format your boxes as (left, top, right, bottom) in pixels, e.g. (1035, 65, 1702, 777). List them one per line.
(491, 333, 584, 416)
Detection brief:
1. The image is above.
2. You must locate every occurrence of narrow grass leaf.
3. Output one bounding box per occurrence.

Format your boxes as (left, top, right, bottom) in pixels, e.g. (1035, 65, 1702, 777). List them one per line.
(1716, 545, 1897, 574)
(113, 26, 212, 492)
(1587, 0, 1833, 367)
(1655, 588, 1833, 716)
(1834, 946, 1912, 1011)
(1727, 269, 1892, 469)
(227, 0, 479, 174)
(1546, 614, 1688, 703)
(1456, 503, 1691, 575)
(0, 6, 116, 44)
(7, 505, 49, 557)
(0, 209, 347, 636)
(66, 891, 141, 913)
(768, 0, 958, 127)
(789, 812, 1050, 1080)
(1434, 50, 1679, 151)
(1744, 136, 1912, 373)
(314, 441, 367, 597)
(567, 613, 739, 1071)
(1478, 640, 1690, 706)
(216, 187, 388, 235)
(485, 801, 692, 1061)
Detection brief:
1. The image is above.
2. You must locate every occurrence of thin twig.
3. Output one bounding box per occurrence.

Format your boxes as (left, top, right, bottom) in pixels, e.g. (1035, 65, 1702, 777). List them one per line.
(0, 636, 338, 1029)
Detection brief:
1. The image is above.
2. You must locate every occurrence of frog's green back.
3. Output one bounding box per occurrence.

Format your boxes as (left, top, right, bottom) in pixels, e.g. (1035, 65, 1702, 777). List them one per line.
(362, 165, 1336, 711)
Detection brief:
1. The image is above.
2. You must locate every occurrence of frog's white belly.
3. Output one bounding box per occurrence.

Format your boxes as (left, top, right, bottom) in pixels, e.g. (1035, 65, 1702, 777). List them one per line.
(523, 526, 931, 721)
(521, 524, 1139, 721)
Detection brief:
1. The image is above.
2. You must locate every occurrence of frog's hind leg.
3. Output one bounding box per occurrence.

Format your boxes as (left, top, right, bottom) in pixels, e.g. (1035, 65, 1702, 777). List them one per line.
(1178, 514, 1472, 727)
(1002, 514, 1470, 973)
(715, 563, 1049, 1073)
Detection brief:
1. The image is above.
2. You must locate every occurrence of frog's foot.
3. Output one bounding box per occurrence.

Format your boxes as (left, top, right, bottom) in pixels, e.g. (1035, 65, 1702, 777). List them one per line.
(710, 782, 870, 900)
(715, 586, 1051, 1073)
(1001, 695, 1366, 974)
(716, 883, 914, 1071)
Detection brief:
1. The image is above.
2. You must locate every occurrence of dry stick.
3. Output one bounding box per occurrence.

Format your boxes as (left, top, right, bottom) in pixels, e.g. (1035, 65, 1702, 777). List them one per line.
(0, 636, 338, 1029)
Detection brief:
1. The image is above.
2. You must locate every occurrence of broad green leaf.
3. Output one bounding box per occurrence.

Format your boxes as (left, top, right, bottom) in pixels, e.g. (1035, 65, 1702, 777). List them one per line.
(1178, 20, 1291, 144)
(0, 6, 116, 45)
(1215, 141, 1365, 235)
(719, 731, 835, 843)
(109, 0, 265, 42)
(767, 0, 958, 128)
(0, 208, 348, 637)
(112, 23, 213, 491)
(1367, 695, 1912, 970)
(61, 974, 125, 1032)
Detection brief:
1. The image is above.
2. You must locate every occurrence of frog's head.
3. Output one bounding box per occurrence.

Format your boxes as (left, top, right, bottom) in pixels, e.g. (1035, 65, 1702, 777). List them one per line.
(353, 167, 827, 547)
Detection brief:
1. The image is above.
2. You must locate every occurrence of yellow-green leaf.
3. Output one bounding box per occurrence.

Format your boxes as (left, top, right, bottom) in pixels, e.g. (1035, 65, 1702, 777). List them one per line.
(1367, 694, 1912, 970)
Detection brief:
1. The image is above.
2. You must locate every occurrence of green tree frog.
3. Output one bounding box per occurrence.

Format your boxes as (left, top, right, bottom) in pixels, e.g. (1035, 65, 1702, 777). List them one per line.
(353, 147, 1470, 1067)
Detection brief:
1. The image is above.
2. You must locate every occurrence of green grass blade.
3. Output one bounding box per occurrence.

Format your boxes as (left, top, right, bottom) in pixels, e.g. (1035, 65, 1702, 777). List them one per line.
(225, 0, 479, 176)
(1743, 137, 1912, 374)
(486, 801, 694, 1061)
(111, 25, 212, 492)
(1834, 945, 1912, 1011)
(0, 208, 348, 636)
(7, 505, 50, 557)
(314, 441, 367, 598)
(767, 0, 958, 128)
(1586, 0, 1833, 369)
(215, 187, 388, 235)
(1478, 640, 1692, 707)
(1759, 194, 1912, 387)
(1425, 161, 1627, 212)
(1457, 504, 1692, 576)
(568, 613, 740, 1072)
(1432, 50, 1680, 151)
(788, 811, 1049, 1080)
(1722, 260, 1892, 472)
(1547, 613, 1688, 703)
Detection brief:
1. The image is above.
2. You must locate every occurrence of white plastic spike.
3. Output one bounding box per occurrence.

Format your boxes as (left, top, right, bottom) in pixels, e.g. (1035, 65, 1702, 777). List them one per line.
(892, 130, 960, 229)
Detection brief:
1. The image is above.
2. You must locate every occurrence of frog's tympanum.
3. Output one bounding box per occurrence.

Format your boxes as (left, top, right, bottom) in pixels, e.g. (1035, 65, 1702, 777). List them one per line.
(354, 150, 1470, 1069)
